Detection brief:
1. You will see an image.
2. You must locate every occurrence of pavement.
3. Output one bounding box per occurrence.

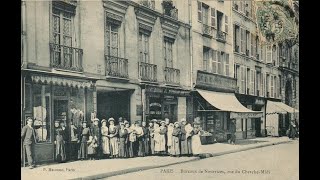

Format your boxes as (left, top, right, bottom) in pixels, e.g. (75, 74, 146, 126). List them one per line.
(21, 136, 294, 180)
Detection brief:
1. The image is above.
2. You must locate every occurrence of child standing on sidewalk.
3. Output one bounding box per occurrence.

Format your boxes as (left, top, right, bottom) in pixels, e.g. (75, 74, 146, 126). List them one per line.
(87, 136, 98, 160)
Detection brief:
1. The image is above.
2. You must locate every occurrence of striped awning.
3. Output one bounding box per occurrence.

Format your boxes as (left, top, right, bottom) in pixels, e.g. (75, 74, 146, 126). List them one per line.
(31, 74, 93, 88)
(266, 100, 299, 115)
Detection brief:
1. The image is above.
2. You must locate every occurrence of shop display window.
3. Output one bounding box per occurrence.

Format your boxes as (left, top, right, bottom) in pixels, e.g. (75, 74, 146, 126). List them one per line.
(33, 84, 51, 143)
(70, 87, 85, 127)
(236, 118, 243, 132)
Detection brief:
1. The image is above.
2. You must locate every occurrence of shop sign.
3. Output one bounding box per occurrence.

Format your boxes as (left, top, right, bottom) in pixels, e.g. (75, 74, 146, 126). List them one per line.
(230, 112, 263, 119)
(146, 86, 163, 94)
(150, 103, 161, 107)
(164, 88, 190, 96)
(196, 71, 237, 91)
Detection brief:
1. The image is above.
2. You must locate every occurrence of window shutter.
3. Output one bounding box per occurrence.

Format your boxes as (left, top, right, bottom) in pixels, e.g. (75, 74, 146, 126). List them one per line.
(266, 45, 272, 63)
(225, 53, 229, 76)
(225, 15, 228, 33)
(212, 49, 217, 74)
(251, 33, 254, 57)
(211, 8, 216, 28)
(198, 1, 202, 22)
(240, 28, 245, 53)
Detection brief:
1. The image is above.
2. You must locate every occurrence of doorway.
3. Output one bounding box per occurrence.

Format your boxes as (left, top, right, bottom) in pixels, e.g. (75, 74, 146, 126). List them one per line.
(54, 99, 69, 160)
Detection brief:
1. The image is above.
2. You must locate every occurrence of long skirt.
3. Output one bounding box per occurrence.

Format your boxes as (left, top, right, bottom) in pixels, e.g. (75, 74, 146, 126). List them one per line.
(127, 141, 135, 158)
(180, 138, 192, 155)
(78, 142, 88, 159)
(55, 135, 66, 162)
(155, 135, 166, 153)
(170, 136, 180, 155)
(138, 138, 145, 157)
(191, 134, 202, 155)
(109, 137, 119, 156)
(144, 138, 149, 156)
(102, 136, 110, 155)
(119, 138, 127, 158)
(149, 137, 155, 155)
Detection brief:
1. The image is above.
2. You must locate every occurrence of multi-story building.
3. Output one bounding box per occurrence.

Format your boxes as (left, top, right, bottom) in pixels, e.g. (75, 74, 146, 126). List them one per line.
(21, 0, 192, 164)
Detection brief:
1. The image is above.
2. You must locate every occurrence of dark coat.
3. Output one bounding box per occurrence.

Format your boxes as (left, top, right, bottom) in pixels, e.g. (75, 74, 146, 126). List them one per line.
(21, 125, 35, 145)
(230, 122, 236, 134)
(91, 125, 101, 145)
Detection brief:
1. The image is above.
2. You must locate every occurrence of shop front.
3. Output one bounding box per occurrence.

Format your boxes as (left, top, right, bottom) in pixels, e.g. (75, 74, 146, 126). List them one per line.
(21, 72, 96, 165)
(236, 94, 266, 138)
(143, 85, 191, 123)
(195, 89, 263, 143)
(266, 100, 299, 137)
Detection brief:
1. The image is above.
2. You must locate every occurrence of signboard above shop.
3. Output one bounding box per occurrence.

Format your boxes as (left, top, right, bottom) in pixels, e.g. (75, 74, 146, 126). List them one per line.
(145, 85, 190, 96)
(230, 112, 263, 119)
(196, 70, 237, 92)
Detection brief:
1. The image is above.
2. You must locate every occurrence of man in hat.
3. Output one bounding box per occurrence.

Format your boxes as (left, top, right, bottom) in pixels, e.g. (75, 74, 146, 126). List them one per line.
(142, 121, 149, 156)
(21, 117, 36, 168)
(91, 118, 101, 159)
(229, 119, 236, 145)
(135, 120, 145, 157)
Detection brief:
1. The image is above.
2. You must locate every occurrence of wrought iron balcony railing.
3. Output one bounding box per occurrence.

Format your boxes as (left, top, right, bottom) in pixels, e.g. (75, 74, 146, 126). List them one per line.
(139, 62, 157, 82)
(139, 0, 155, 10)
(216, 30, 226, 43)
(202, 24, 213, 37)
(50, 43, 83, 72)
(105, 55, 129, 78)
(164, 67, 180, 85)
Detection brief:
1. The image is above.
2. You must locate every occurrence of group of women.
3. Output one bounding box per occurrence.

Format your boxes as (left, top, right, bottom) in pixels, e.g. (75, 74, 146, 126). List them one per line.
(53, 117, 202, 162)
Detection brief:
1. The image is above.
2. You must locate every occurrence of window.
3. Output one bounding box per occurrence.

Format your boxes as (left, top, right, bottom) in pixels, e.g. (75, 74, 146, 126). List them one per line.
(203, 47, 210, 71)
(225, 15, 228, 33)
(256, 71, 261, 96)
(217, 11, 223, 32)
(272, 45, 277, 65)
(52, 8, 73, 47)
(164, 40, 173, 67)
(236, 119, 242, 132)
(212, 49, 217, 74)
(240, 66, 246, 94)
(256, 36, 259, 59)
(266, 74, 270, 96)
(271, 75, 274, 98)
(202, 4, 209, 25)
(247, 68, 250, 94)
(234, 25, 240, 52)
(261, 73, 265, 97)
(217, 52, 223, 74)
(266, 44, 272, 63)
(279, 75, 282, 97)
(250, 69, 255, 95)
(211, 7, 216, 28)
(274, 76, 277, 98)
(246, 31, 250, 55)
(106, 23, 119, 57)
(139, 33, 150, 63)
(241, 28, 245, 53)
(33, 84, 51, 143)
(251, 33, 254, 57)
(225, 54, 230, 76)
(197, 1, 202, 22)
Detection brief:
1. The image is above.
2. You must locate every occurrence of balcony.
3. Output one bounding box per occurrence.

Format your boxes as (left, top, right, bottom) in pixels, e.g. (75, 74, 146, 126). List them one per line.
(50, 43, 83, 72)
(196, 70, 237, 92)
(53, 0, 77, 7)
(234, 4, 238, 11)
(139, 0, 155, 10)
(139, 62, 157, 82)
(162, 0, 178, 20)
(105, 55, 128, 79)
(216, 30, 226, 43)
(164, 67, 180, 85)
(202, 24, 213, 38)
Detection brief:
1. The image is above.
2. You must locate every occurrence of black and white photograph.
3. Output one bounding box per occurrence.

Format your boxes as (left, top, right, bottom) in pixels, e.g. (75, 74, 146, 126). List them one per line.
(21, 0, 299, 179)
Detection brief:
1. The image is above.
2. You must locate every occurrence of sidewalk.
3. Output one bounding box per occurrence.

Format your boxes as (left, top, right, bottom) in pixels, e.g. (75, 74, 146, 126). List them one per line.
(21, 136, 294, 180)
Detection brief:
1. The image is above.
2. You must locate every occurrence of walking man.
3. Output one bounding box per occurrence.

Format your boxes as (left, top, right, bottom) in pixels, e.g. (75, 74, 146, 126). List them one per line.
(21, 117, 36, 169)
(230, 119, 236, 145)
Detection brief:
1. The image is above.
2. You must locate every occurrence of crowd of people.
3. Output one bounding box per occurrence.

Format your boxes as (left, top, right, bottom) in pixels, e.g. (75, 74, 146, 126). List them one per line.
(50, 117, 203, 164)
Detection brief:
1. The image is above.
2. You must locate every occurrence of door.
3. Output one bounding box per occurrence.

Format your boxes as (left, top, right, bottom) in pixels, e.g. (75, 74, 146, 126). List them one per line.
(255, 118, 262, 137)
(54, 100, 69, 159)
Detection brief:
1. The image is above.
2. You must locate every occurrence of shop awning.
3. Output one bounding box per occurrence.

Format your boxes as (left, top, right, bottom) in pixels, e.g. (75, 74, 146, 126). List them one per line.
(266, 100, 299, 115)
(196, 89, 263, 118)
(31, 74, 93, 88)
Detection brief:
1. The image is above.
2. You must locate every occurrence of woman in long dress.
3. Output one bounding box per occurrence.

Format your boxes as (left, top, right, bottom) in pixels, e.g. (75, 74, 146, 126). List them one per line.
(78, 121, 91, 160)
(108, 118, 119, 158)
(118, 122, 128, 158)
(167, 123, 174, 154)
(158, 121, 167, 155)
(191, 123, 202, 156)
(54, 120, 66, 162)
(101, 119, 110, 158)
(154, 123, 161, 155)
(170, 122, 181, 156)
(148, 121, 155, 155)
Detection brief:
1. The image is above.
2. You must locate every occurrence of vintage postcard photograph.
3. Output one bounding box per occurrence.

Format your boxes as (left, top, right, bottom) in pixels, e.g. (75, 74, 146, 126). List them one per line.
(21, 0, 299, 179)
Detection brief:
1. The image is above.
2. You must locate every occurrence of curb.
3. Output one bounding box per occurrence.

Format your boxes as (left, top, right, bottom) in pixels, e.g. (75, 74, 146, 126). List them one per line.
(70, 140, 291, 180)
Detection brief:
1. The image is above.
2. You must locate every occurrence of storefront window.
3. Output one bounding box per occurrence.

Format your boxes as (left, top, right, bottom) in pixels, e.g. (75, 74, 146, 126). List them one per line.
(70, 87, 85, 127)
(247, 119, 252, 130)
(33, 84, 51, 143)
(236, 119, 242, 132)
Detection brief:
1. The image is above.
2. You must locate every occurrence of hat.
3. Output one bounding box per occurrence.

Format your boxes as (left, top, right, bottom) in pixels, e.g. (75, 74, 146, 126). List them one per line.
(93, 118, 99, 122)
(108, 118, 115, 122)
(54, 120, 61, 123)
(101, 119, 107, 124)
(174, 122, 180, 126)
(82, 121, 87, 124)
(124, 120, 129, 125)
(150, 119, 157, 123)
(26, 117, 33, 122)
(180, 118, 186, 122)
(160, 120, 165, 124)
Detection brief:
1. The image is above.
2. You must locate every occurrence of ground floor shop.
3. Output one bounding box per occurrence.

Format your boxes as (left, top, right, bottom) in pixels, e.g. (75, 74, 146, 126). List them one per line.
(194, 89, 263, 143)
(21, 72, 96, 165)
(266, 100, 299, 137)
(142, 85, 192, 123)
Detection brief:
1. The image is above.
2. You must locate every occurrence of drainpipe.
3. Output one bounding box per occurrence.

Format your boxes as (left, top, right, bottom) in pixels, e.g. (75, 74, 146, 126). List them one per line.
(21, 0, 27, 68)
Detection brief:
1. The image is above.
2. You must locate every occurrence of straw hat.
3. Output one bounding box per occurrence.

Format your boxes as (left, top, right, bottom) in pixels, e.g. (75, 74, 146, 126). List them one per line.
(93, 118, 99, 122)
(101, 119, 107, 124)
(108, 118, 115, 122)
